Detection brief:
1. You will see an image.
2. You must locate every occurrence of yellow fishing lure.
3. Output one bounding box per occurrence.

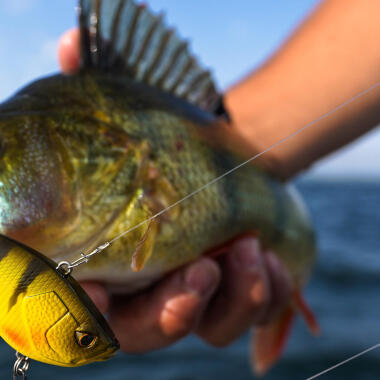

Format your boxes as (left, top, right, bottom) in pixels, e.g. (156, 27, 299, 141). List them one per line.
(0, 234, 119, 367)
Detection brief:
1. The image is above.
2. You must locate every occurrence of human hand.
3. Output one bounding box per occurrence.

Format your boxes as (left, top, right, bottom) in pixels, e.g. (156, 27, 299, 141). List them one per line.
(58, 29, 292, 353)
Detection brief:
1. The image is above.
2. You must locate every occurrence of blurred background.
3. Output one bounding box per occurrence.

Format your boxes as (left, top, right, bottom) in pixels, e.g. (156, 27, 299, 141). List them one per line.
(0, 1, 380, 379)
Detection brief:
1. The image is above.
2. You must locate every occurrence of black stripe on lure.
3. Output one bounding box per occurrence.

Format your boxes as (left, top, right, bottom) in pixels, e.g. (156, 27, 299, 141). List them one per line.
(0, 233, 119, 373)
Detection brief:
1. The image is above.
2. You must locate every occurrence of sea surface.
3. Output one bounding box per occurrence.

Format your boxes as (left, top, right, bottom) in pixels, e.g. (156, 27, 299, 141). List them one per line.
(1, 179, 380, 380)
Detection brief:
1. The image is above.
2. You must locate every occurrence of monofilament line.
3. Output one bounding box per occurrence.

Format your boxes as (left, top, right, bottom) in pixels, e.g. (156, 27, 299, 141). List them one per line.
(72, 79, 380, 379)
(105, 79, 380, 246)
(304, 342, 380, 380)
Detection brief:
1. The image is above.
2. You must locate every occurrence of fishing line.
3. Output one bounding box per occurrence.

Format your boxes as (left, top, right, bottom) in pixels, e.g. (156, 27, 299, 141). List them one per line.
(303, 342, 380, 380)
(63, 77, 380, 270)
(61, 81, 380, 374)
(86, 79, 380, 251)
(65, 79, 380, 270)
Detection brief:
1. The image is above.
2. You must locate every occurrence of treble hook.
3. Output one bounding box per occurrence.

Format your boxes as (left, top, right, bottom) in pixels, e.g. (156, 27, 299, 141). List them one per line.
(13, 352, 30, 380)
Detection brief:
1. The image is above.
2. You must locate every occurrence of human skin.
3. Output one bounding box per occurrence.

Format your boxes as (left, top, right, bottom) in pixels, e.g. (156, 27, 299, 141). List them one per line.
(62, 0, 380, 182)
(59, 29, 291, 352)
(225, 0, 380, 180)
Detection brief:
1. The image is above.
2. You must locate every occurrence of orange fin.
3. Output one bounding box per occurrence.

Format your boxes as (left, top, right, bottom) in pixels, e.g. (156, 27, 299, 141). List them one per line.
(252, 291, 320, 375)
(252, 304, 295, 376)
(293, 289, 320, 335)
(131, 219, 155, 272)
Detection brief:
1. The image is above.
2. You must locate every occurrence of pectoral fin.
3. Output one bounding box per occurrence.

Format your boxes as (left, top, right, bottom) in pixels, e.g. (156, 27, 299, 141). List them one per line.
(131, 219, 157, 272)
(121, 189, 159, 273)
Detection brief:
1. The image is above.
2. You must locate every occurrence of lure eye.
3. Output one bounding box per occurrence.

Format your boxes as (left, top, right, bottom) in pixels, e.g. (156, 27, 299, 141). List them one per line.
(75, 331, 98, 348)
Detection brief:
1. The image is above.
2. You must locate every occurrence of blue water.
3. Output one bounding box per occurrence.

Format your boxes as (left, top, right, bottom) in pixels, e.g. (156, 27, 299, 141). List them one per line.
(2, 180, 380, 380)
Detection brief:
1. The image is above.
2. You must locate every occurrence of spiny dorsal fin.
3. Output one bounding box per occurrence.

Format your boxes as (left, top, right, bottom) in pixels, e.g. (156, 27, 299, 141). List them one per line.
(79, 0, 222, 113)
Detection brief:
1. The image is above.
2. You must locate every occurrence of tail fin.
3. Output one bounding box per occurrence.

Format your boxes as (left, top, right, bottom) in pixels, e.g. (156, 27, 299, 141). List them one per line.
(252, 290, 319, 375)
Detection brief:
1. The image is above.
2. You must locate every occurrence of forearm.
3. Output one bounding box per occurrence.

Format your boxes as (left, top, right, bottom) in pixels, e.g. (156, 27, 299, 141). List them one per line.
(225, 0, 380, 180)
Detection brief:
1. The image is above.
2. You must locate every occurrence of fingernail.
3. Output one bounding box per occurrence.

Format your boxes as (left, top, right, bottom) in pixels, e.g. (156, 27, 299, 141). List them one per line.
(232, 239, 261, 270)
(185, 259, 219, 296)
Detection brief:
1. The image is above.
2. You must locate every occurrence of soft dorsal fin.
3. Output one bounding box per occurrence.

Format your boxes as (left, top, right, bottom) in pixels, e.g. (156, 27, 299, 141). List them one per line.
(79, 0, 222, 113)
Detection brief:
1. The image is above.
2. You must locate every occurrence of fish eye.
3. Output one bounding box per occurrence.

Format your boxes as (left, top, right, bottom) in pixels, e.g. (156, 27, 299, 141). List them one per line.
(75, 331, 98, 348)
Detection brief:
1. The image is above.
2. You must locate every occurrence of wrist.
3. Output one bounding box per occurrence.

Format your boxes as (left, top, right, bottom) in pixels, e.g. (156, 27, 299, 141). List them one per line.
(223, 79, 291, 181)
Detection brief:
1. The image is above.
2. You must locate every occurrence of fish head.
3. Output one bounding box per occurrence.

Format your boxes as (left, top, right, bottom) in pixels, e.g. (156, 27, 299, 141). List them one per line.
(0, 234, 119, 366)
(0, 114, 80, 250)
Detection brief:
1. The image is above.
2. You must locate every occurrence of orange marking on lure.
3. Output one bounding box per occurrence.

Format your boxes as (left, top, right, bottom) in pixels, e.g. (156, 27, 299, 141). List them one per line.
(3, 326, 28, 350)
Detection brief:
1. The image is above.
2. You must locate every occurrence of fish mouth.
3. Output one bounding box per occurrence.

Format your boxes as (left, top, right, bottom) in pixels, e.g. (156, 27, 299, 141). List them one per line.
(113, 339, 120, 351)
(108, 339, 120, 354)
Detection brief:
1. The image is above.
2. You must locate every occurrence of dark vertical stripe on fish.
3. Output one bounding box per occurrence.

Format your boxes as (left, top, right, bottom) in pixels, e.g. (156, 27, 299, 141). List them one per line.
(8, 256, 48, 310)
(0, 238, 14, 262)
(213, 151, 240, 225)
(267, 179, 287, 244)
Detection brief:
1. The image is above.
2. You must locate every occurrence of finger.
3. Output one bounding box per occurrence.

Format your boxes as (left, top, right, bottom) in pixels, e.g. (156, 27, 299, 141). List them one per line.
(80, 281, 110, 314)
(58, 28, 80, 74)
(196, 238, 271, 347)
(258, 251, 292, 324)
(109, 258, 220, 353)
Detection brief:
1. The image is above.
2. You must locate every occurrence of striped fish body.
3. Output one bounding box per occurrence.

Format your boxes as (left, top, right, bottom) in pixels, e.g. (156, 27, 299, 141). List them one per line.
(0, 72, 315, 291)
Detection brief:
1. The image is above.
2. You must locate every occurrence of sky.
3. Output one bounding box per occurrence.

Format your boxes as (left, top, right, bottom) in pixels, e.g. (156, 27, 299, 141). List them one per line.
(0, 0, 379, 179)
